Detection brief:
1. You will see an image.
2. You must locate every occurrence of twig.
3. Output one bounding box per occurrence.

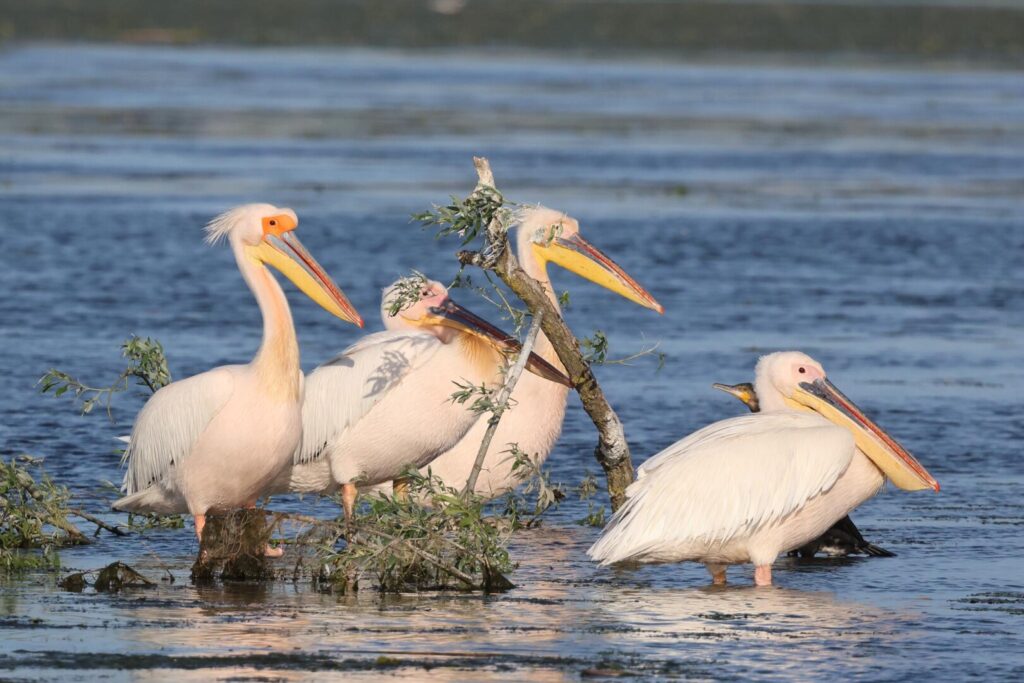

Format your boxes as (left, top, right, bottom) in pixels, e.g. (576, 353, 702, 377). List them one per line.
(370, 529, 479, 588)
(598, 341, 663, 367)
(464, 311, 544, 496)
(69, 508, 128, 537)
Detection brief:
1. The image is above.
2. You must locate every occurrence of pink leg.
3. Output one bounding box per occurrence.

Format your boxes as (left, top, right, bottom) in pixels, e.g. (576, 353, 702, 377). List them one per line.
(706, 564, 727, 586)
(754, 564, 773, 586)
(194, 514, 206, 542)
(341, 483, 358, 522)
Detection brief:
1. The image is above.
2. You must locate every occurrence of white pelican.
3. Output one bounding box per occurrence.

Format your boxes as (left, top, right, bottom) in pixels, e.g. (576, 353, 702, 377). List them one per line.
(588, 351, 938, 586)
(713, 382, 895, 558)
(112, 203, 363, 555)
(269, 276, 571, 518)
(420, 206, 664, 497)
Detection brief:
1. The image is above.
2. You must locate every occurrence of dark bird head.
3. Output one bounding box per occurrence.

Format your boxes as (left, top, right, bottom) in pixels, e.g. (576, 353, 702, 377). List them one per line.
(712, 382, 760, 413)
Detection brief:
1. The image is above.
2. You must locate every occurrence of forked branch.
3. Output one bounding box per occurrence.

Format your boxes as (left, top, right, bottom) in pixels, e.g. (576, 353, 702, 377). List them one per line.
(456, 157, 635, 510)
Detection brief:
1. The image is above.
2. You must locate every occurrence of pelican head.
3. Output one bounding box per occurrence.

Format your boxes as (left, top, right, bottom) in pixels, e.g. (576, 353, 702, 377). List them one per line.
(516, 206, 664, 313)
(206, 203, 363, 327)
(755, 351, 939, 492)
(712, 382, 759, 413)
(381, 276, 571, 386)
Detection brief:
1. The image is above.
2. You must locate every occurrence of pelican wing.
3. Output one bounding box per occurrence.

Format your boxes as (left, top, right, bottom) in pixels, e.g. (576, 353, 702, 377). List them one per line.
(121, 366, 237, 494)
(589, 412, 855, 565)
(296, 331, 442, 465)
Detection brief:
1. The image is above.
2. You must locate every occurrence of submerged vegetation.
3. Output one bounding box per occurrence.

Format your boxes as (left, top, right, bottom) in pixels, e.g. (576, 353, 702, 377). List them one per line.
(0, 457, 78, 573)
(310, 472, 515, 593)
(0, 456, 126, 574)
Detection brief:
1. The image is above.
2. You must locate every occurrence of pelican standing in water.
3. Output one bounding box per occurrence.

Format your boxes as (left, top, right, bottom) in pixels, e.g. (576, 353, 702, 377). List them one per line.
(712, 382, 894, 558)
(271, 275, 571, 518)
(422, 207, 663, 497)
(588, 351, 938, 586)
(113, 204, 363, 554)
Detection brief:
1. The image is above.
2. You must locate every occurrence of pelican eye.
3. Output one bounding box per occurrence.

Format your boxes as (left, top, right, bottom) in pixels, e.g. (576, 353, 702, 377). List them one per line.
(798, 367, 806, 374)
(269, 219, 277, 227)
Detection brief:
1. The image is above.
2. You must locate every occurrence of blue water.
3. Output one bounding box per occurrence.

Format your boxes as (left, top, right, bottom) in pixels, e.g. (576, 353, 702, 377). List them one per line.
(1, 44, 1023, 680)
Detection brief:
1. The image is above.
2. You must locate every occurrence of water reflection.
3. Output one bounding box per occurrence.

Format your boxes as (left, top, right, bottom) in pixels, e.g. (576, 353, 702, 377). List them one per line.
(584, 582, 921, 678)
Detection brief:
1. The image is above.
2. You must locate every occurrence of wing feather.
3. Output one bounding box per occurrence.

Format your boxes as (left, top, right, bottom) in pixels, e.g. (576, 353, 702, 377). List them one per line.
(589, 411, 855, 565)
(121, 366, 237, 494)
(296, 331, 442, 465)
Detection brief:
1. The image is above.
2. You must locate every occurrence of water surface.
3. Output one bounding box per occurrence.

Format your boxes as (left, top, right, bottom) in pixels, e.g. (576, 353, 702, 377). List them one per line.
(1, 45, 1023, 680)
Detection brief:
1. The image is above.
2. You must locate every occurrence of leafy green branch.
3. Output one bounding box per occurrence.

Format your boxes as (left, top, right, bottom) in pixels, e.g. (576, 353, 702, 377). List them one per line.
(501, 448, 608, 528)
(38, 335, 170, 420)
(581, 330, 610, 365)
(414, 186, 511, 247)
(575, 472, 606, 527)
(449, 379, 506, 415)
(1, 456, 84, 574)
(283, 470, 515, 593)
(384, 270, 430, 318)
(581, 330, 664, 368)
(449, 270, 530, 337)
(503, 444, 565, 526)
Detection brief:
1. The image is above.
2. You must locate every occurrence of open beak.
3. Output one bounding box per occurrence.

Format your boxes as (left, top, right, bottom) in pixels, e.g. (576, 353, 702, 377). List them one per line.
(427, 298, 572, 387)
(533, 234, 664, 313)
(712, 382, 760, 413)
(790, 378, 939, 492)
(248, 232, 364, 327)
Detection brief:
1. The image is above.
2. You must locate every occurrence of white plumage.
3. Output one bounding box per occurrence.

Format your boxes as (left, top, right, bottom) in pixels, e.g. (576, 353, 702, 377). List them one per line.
(112, 203, 362, 552)
(270, 277, 568, 513)
(589, 411, 854, 565)
(115, 367, 236, 514)
(276, 329, 457, 493)
(295, 331, 440, 468)
(589, 351, 938, 586)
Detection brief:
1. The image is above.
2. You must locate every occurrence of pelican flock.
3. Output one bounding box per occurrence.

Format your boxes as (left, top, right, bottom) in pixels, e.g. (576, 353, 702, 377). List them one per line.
(270, 275, 570, 517)
(588, 351, 938, 585)
(113, 204, 363, 554)
(107, 198, 937, 589)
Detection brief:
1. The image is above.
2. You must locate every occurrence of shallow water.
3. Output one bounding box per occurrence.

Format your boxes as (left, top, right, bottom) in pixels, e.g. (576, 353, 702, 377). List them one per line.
(1, 44, 1023, 680)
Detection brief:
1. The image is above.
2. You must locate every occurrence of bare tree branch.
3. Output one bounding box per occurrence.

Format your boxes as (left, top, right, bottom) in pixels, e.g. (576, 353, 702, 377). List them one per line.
(463, 310, 544, 496)
(461, 157, 636, 510)
(69, 508, 128, 537)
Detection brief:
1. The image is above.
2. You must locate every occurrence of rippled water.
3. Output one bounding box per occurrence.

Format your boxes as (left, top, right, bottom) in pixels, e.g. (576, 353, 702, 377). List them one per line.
(1, 45, 1023, 680)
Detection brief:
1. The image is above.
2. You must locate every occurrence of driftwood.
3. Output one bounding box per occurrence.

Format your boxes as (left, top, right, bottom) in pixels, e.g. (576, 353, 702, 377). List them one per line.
(59, 561, 155, 593)
(455, 158, 635, 510)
